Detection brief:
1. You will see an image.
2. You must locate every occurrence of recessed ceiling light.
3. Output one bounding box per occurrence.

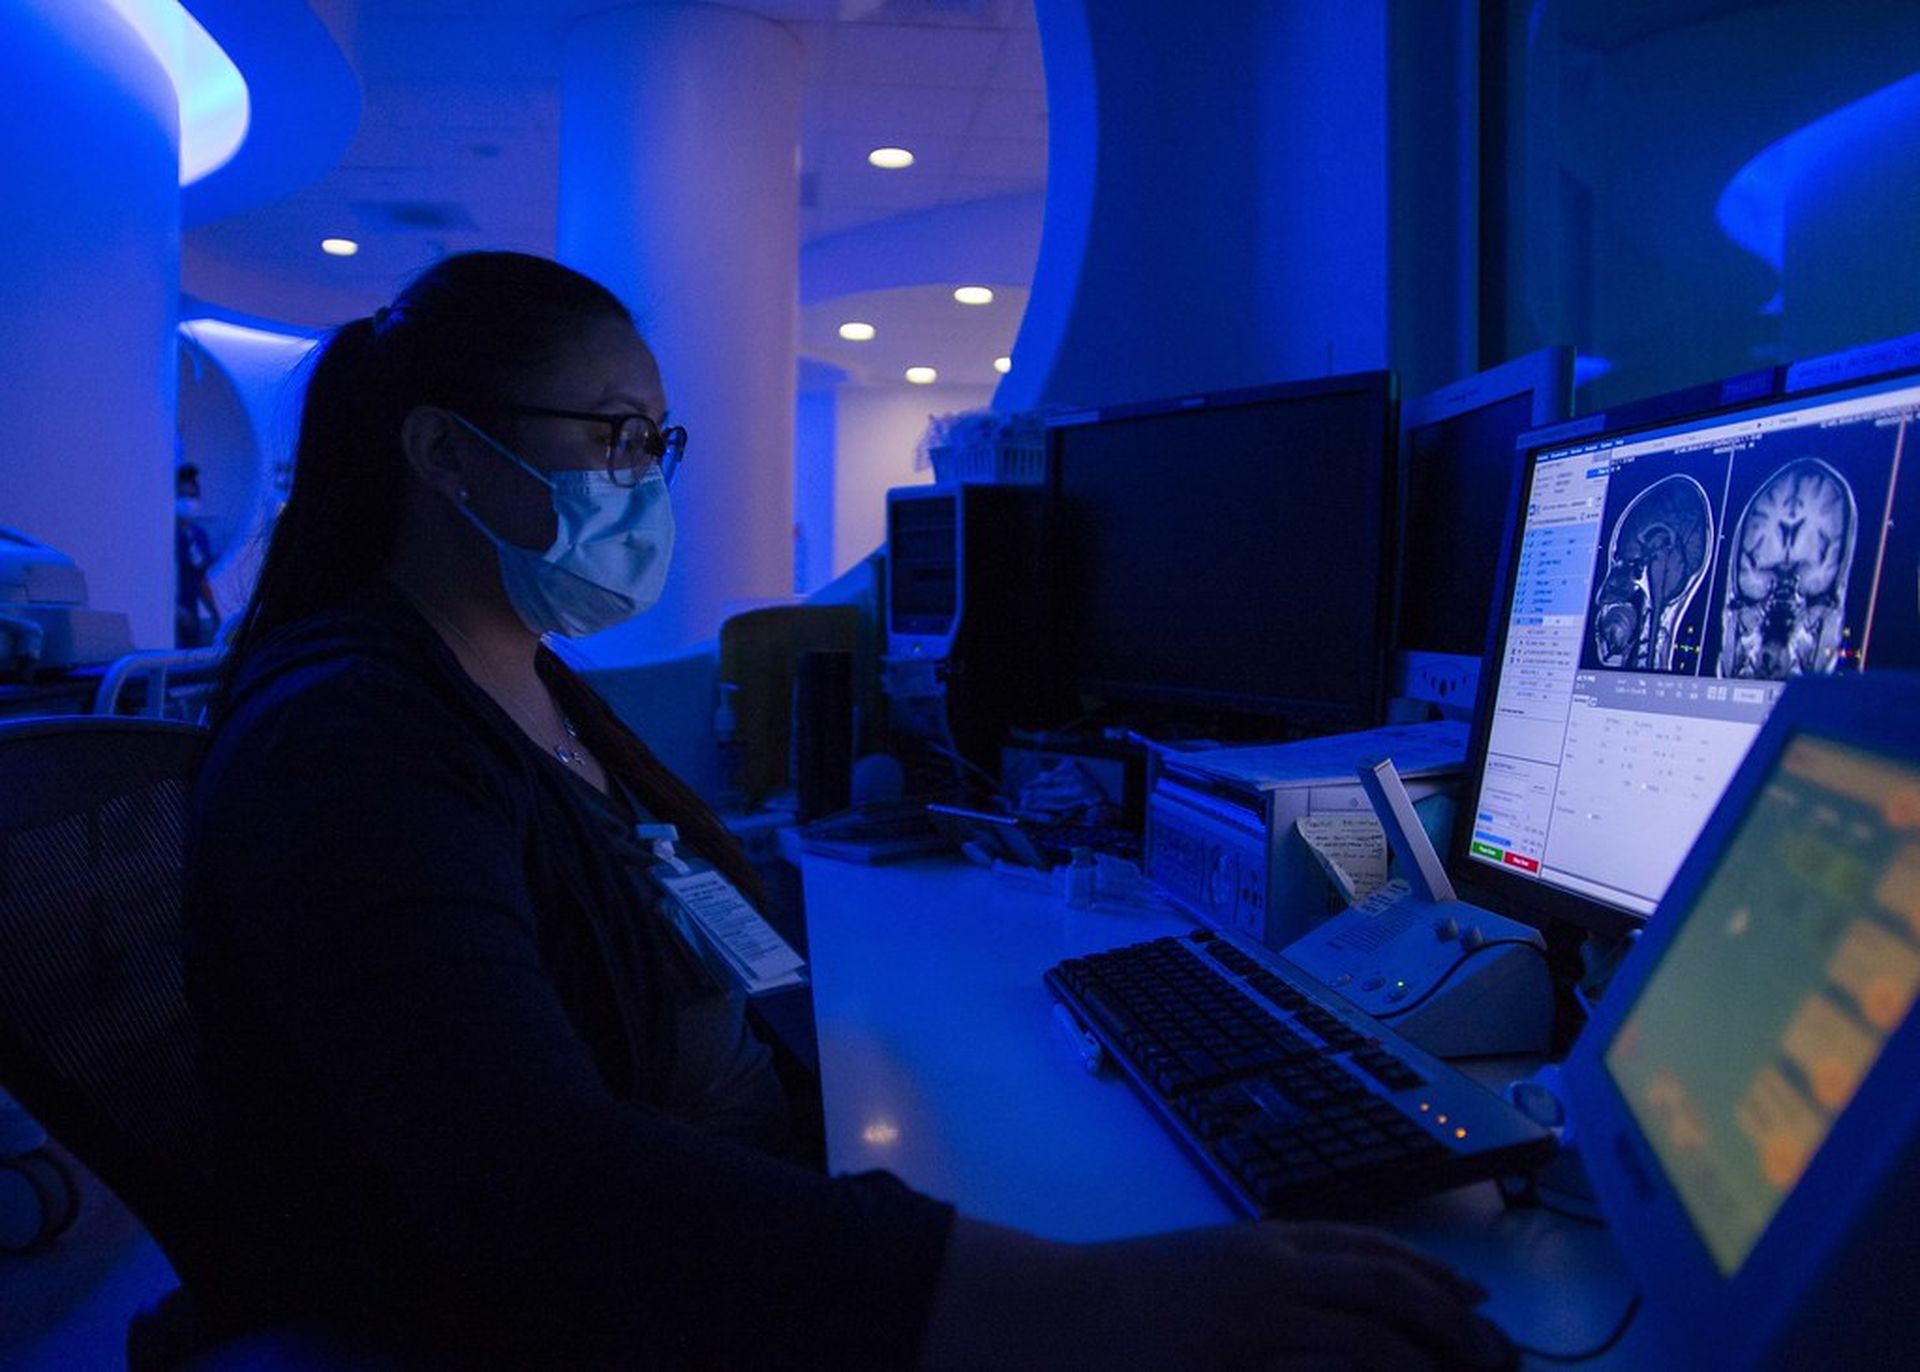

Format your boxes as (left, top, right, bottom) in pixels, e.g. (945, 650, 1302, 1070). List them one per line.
(868, 146, 915, 170)
(953, 285, 994, 306)
(320, 237, 359, 257)
(905, 366, 938, 385)
(838, 321, 877, 342)
(993, 356, 1012, 375)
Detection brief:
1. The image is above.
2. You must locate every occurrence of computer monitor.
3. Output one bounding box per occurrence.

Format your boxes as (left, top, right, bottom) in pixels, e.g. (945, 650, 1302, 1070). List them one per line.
(1046, 371, 1398, 728)
(1395, 346, 1575, 709)
(1561, 672, 1920, 1371)
(1452, 356, 1920, 937)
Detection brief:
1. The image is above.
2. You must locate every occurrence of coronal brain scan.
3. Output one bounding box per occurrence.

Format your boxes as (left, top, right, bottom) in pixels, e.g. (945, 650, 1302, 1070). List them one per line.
(1592, 474, 1714, 671)
(1718, 457, 1857, 679)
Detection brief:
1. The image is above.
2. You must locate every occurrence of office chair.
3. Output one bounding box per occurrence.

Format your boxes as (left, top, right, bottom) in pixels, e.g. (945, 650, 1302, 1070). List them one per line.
(0, 717, 435, 1371)
(94, 645, 225, 720)
(0, 715, 223, 1366)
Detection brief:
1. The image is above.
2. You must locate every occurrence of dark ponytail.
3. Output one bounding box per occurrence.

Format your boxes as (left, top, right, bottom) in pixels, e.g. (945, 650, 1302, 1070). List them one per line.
(210, 316, 394, 712)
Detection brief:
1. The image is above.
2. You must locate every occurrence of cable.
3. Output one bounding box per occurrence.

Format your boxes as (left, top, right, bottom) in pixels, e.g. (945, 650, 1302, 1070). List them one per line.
(1512, 1292, 1642, 1364)
(1497, 1172, 1607, 1227)
(924, 734, 1003, 793)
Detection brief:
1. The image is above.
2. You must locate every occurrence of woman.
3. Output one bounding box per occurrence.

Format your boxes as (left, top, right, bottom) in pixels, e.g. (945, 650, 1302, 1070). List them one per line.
(185, 251, 1513, 1369)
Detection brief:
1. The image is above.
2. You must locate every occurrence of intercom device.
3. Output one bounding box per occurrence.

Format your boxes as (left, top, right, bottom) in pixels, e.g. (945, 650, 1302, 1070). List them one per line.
(1280, 759, 1553, 1057)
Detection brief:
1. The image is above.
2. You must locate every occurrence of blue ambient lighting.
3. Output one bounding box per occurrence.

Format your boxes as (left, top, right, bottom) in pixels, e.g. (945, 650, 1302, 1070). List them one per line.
(1573, 354, 1614, 388)
(101, 0, 251, 185)
(1717, 71, 1920, 278)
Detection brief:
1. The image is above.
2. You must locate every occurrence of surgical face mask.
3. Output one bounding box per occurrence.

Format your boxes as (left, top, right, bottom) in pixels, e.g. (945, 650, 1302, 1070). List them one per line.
(450, 413, 675, 638)
(176, 497, 201, 519)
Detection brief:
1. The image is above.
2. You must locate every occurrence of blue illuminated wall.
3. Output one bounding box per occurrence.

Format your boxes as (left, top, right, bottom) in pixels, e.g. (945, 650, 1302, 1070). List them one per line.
(8, 0, 1915, 660)
(794, 362, 842, 597)
(1771, 71, 1920, 361)
(1002, 0, 1391, 413)
(1492, 1, 1920, 407)
(176, 318, 316, 619)
(0, 1, 181, 647)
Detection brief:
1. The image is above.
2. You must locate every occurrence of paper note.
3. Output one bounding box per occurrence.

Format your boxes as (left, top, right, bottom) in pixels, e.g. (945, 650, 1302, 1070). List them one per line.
(655, 867, 807, 995)
(1296, 812, 1391, 903)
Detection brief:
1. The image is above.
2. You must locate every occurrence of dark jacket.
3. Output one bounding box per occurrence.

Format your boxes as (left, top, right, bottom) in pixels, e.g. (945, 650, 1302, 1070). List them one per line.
(184, 584, 953, 1369)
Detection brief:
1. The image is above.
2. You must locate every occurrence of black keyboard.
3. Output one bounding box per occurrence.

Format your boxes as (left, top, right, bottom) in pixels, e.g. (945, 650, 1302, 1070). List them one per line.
(1046, 930, 1555, 1218)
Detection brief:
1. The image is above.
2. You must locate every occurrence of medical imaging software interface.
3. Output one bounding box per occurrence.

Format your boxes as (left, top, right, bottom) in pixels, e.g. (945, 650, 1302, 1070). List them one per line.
(1469, 376, 1920, 916)
(1604, 733, 1920, 1274)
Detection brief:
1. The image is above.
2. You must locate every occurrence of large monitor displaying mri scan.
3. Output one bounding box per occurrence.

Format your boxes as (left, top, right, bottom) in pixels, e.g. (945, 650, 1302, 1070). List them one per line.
(1453, 351, 1920, 934)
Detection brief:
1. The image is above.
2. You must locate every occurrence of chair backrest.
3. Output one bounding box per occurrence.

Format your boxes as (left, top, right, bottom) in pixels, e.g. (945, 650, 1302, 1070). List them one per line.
(717, 603, 860, 802)
(0, 716, 218, 1286)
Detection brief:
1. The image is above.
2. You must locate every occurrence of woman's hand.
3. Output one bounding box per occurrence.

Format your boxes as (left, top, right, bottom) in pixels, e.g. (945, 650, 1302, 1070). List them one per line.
(919, 1216, 1515, 1370)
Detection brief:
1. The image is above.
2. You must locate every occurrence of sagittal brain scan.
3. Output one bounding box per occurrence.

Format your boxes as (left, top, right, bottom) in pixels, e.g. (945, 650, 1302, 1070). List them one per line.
(1592, 474, 1714, 671)
(1717, 457, 1857, 679)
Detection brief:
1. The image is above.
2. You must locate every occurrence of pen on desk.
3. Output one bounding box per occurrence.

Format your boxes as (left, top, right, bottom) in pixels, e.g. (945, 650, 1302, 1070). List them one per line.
(1051, 1002, 1104, 1073)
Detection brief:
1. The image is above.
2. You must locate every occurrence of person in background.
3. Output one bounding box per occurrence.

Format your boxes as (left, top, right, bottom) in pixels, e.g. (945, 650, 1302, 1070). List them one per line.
(174, 462, 220, 647)
(184, 250, 1514, 1370)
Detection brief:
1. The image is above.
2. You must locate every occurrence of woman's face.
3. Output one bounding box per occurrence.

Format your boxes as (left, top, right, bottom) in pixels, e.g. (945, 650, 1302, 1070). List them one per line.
(462, 313, 667, 552)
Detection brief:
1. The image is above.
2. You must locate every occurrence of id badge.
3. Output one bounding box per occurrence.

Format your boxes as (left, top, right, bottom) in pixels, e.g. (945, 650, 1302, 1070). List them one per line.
(644, 838, 807, 997)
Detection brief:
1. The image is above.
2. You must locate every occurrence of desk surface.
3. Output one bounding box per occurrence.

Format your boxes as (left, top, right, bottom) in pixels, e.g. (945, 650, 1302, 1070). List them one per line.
(803, 855, 1663, 1368)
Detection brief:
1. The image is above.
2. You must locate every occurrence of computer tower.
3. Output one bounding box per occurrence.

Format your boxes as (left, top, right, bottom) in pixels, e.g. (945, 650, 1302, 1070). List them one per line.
(883, 484, 1065, 786)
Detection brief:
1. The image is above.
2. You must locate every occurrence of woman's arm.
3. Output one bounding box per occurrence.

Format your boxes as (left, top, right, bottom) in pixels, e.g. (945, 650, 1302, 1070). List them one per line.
(917, 1216, 1515, 1370)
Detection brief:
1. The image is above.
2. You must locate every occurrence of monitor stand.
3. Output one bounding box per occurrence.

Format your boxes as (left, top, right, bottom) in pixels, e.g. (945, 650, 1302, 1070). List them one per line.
(1280, 759, 1554, 1057)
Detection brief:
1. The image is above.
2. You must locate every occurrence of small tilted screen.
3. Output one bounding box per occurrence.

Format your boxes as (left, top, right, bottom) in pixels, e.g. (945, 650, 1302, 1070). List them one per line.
(1605, 730, 1920, 1274)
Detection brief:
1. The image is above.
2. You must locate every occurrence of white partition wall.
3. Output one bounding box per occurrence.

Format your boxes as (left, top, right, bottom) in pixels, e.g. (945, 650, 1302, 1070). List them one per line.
(1, 1, 182, 648)
(557, 3, 805, 663)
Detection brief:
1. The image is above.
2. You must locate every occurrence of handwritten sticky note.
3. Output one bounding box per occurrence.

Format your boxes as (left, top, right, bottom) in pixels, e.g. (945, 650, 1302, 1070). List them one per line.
(1296, 812, 1391, 904)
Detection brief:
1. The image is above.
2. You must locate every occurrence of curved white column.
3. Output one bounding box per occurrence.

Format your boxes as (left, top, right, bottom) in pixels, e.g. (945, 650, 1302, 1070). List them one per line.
(1, 1, 181, 648)
(1002, 0, 1390, 413)
(557, 3, 804, 661)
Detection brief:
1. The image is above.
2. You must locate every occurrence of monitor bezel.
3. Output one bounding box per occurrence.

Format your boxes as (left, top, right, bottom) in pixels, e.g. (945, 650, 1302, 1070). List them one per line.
(1559, 672, 1920, 1369)
(1044, 369, 1400, 726)
(1441, 366, 1833, 938)
(1393, 345, 1576, 708)
(1783, 326, 1920, 396)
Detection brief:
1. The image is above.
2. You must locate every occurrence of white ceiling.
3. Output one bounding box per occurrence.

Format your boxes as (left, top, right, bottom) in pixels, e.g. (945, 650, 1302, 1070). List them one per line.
(182, 0, 1048, 388)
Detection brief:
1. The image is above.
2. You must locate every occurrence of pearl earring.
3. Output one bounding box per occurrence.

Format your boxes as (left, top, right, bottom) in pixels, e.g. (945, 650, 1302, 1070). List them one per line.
(457, 487, 470, 502)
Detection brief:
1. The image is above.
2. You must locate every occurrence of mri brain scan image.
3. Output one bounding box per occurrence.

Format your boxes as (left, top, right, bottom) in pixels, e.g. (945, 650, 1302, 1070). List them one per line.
(1718, 457, 1857, 679)
(1592, 474, 1715, 671)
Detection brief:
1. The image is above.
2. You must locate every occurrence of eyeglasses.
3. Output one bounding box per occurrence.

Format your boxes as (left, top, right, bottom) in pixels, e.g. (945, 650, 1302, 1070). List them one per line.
(499, 403, 688, 487)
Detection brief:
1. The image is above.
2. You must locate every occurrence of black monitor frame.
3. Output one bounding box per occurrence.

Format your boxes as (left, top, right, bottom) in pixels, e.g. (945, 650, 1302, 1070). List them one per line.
(1392, 345, 1575, 710)
(1044, 370, 1399, 729)
(1436, 362, 1920, 941)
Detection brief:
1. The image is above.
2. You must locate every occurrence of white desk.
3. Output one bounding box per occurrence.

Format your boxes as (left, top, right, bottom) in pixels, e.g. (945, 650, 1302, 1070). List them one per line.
(803, 854, 1665, 1368)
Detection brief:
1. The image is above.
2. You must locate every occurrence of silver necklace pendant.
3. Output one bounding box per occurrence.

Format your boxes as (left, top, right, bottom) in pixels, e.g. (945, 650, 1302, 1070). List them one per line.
(555, 715, 585, 767)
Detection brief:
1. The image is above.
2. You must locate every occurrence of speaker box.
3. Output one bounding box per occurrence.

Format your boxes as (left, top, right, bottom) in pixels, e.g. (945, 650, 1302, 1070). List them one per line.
(792, 649, 854, 822)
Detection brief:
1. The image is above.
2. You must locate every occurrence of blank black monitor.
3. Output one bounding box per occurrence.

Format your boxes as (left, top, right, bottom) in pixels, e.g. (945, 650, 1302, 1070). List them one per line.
(1395, 346, 1574, 709)
(1046, 371, 1398, 728)
(1450, 351, 1920, 939)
